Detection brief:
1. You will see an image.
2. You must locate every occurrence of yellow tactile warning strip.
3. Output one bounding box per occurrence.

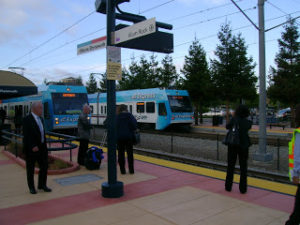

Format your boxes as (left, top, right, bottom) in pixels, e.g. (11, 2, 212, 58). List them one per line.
(49, 135, 297, 196)
(133, 154, 297, 196)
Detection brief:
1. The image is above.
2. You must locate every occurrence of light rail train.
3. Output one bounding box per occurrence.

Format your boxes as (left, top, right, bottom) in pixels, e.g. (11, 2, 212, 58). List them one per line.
(88, 88, 194, 130)
(0, 85, 88, 131)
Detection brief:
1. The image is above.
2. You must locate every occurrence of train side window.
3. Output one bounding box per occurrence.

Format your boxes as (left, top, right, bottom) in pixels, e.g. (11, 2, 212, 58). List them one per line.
(159, 103, 167, 116)
(90, 105, 94, 113)
(129, 105, 132, 113)
(44, 102, 50, 119)
(137, 102, 145, 113)
(146, 102, 155, 113)
(101, 106, 103, 114)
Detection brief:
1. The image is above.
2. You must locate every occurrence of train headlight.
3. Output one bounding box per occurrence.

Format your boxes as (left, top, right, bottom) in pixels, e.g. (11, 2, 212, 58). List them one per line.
(55, 118, 59, 124)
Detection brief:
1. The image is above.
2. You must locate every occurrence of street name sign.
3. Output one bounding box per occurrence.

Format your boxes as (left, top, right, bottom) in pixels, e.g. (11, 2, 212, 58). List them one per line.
(77, 36, 106, 55)
(112, 18, 156, 45)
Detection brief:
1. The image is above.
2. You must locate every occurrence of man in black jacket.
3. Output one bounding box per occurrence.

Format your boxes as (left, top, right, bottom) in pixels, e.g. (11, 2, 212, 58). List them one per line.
(116, 104, 137, 174)
(23, 102, 51, 194)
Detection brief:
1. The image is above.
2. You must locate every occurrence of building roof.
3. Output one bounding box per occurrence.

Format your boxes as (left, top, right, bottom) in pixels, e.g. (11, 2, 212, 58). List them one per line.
(0, 70, 37, 100)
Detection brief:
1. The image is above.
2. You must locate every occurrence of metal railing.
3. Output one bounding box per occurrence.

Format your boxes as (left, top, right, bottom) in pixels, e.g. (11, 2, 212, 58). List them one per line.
(1, 130, 78, 161)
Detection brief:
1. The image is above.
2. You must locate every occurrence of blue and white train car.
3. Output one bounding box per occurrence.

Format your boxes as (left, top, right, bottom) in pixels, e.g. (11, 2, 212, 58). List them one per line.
(88, 88, 194, 130)
(0, 85, 88, 131)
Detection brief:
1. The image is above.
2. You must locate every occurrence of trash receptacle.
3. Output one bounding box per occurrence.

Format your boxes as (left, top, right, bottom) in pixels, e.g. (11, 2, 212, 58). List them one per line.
(212, 116, 218, 126)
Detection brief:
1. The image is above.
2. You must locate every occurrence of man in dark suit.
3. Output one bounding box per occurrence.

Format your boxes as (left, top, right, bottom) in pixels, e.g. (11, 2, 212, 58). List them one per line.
(23, 101, 51, 194)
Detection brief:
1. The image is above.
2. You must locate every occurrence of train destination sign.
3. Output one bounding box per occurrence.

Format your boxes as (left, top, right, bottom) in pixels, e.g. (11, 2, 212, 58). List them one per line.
(112, 18, 156, 45)
(77, 36, 106, 55)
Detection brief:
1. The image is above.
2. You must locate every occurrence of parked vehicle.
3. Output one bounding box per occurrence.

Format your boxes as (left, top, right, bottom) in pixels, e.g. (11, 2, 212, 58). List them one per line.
(276, 108, 291, 120)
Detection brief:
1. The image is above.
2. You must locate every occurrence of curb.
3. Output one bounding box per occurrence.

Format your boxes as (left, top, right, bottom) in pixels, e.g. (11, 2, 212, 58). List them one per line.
(2, 150, 80, 175)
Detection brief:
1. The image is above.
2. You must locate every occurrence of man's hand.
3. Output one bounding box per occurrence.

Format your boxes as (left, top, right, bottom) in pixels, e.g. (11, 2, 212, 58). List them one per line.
(292, 176, 300, 185)
(32, 146, 39, 152)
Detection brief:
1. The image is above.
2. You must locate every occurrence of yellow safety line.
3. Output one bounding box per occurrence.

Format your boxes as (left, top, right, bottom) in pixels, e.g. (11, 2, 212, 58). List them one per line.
(50, 135, 297, 196)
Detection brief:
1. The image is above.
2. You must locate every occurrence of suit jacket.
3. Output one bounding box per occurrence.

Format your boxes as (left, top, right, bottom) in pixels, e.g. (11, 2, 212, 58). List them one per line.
(23, 114, 47, 155)
(226, 116, 252, 149)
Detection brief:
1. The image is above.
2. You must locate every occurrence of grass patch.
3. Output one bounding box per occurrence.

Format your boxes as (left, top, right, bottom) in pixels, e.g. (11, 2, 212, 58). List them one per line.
(6, 142, 72, 170)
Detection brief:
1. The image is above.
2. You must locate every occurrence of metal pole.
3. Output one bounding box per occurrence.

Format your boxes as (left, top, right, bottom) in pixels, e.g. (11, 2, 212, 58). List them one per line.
(101, 0, 123, 198)
(253, 0, 272, 161)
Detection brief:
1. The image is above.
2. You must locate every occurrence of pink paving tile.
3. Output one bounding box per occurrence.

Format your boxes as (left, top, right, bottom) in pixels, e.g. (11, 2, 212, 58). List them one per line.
(252, 192, 295, 213)
(0, 153, 295, 225)
(0, 176, 178, 225)
(0, 159, 14, 166)
(191, 177, 226, 193)
(134, 160, 179, 177)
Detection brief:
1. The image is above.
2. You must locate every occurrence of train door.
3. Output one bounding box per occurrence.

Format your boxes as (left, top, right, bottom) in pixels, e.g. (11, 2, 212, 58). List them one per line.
(129, 104, 133, 114)
(43, 102, 52, 131)
(136, 102, 145, 126)
(156, 102, 169, 130)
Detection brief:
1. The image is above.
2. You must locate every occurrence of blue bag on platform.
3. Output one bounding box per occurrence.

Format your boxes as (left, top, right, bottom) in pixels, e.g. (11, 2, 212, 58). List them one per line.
(84, 146, 104, 170)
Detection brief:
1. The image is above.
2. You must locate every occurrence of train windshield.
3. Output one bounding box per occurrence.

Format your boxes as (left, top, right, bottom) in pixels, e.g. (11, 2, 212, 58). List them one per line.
(52, 93, 88, 115)
(167, 95, 193, 113)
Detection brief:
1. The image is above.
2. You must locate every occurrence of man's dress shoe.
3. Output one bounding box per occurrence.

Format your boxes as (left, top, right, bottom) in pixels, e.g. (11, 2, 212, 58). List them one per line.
(29, 188, 37, 194)
(38, 186, 52, 192)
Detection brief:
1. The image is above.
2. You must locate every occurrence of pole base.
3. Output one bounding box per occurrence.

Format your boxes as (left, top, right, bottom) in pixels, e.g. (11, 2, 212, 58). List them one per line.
(252, 152, 273, 162)
(101, 181, 124, 198)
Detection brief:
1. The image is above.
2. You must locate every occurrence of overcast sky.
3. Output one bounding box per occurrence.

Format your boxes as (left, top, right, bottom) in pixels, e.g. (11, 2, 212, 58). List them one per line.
(0, 0, 299, 86)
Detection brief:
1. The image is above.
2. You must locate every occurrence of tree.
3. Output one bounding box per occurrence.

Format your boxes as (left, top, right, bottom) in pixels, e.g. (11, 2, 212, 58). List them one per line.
(157, 55, 179, 88)
(118, 55, 160, 90)
(98, 73, 107, 92)
(211, 22, 257, 121)
(268, 19, 300, 127)
(181, 38, 213, 124)
(75, 76, 83, 86)
(86, 73, 98, 94)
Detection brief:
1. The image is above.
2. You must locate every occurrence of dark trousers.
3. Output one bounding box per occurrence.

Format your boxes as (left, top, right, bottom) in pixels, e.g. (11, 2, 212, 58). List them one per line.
(78, 139, 89, 165)
(25, 147, 48, 190)
(225, 145, 248, 192)
(286, 184, 300, 225)
(117, 140, 134, 173)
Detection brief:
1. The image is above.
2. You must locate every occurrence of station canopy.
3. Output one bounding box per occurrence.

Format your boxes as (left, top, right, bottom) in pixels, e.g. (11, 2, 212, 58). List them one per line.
(0, 70, 37, 100)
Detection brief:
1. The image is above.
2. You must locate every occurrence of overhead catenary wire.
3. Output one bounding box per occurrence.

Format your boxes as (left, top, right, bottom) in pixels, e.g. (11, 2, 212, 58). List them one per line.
(17, 3, 248, 67)
(10, 1, 300, 83)
(27, 9, 300, 75)
(140, 0, 176, 14)
(5, 10, 96, 68)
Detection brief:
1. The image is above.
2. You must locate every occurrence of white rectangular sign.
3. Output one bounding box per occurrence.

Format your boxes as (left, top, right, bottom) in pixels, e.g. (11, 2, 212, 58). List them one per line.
(77, 36, 106, 55)
(107, 46, 122, 80)
(113, 18, 156, 45)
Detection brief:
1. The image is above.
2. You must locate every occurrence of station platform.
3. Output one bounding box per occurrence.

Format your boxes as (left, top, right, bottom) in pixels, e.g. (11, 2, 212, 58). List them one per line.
(0, 144, 297, 225)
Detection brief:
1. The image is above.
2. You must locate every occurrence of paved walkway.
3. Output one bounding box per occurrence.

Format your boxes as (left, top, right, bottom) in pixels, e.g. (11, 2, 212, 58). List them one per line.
(0, 145, 296, 225)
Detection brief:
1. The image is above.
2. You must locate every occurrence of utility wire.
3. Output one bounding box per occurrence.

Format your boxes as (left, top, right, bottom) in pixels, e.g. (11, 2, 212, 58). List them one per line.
(266, 1, 300, 26)
(174, 7, 256, 30)
(6, 10, 96, 68)
(168, 0, 243, 22)
(140, 0, 176, 14)
(20, 27, 106, 66)
(19, 4, 248, 67)
(25, 9, 300, 71)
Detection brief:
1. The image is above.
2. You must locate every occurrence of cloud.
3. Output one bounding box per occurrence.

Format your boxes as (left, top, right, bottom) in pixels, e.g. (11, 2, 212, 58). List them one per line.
(0, 0, 57, 45)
